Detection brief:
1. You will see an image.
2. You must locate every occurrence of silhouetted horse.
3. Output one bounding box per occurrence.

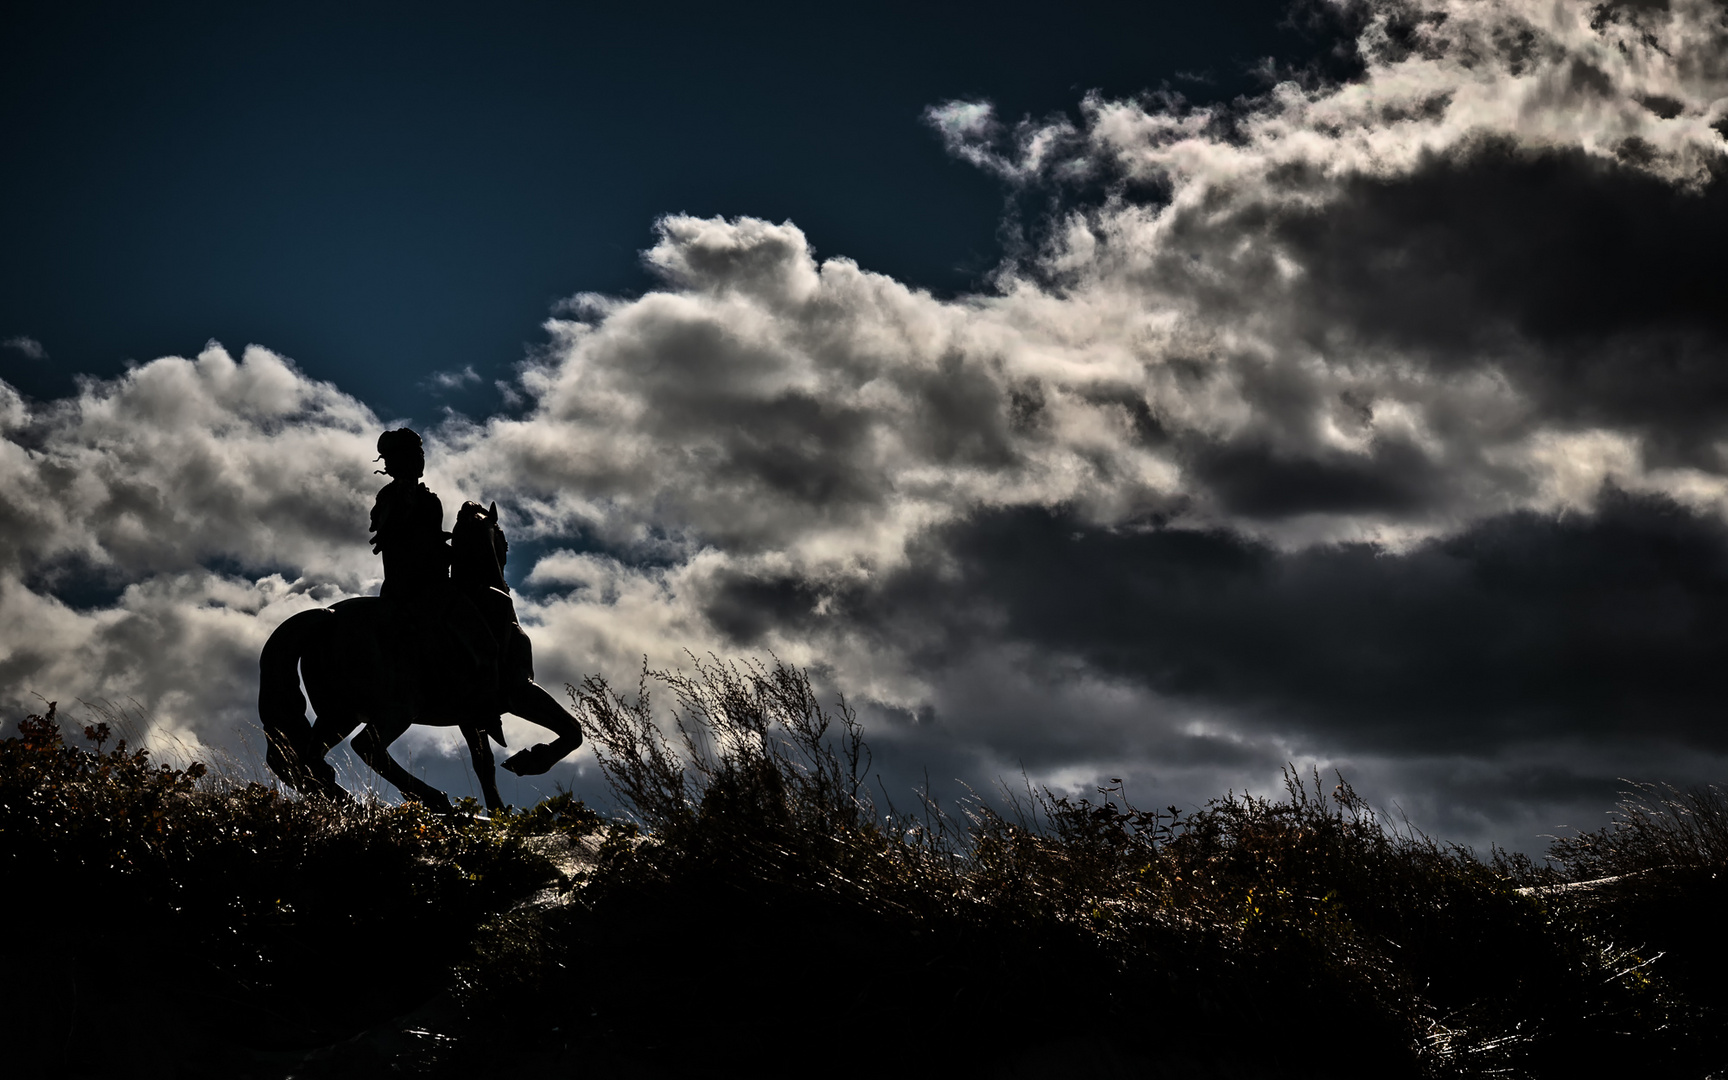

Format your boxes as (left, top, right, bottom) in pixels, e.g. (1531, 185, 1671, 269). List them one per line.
(259, 501, 582, 811)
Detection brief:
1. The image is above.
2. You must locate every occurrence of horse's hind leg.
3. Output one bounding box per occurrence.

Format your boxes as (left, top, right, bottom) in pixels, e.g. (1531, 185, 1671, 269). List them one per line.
(311, 711, 361, 759)
(462, 723, 504, 812)
(290, 711, 361, 801)
(259, 610, 343, 796)
(264, 707, 348, 801)
(352, 722, 455, 813)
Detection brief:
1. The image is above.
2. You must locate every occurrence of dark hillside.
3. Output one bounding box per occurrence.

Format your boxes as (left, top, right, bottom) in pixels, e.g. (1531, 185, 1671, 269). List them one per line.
(3, 666, 1725, 1078)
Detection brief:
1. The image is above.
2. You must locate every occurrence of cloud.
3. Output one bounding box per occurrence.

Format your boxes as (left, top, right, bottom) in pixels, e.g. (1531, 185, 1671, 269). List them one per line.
(3, 336, 47, 361)
(423, 365, 481, 393)
(5, 0, 1728, 850)
(0, 343, 383, 585)
(923, 101, 1084, 183)
(821, 491, 1728, 756)
(0, 343, 383, 759)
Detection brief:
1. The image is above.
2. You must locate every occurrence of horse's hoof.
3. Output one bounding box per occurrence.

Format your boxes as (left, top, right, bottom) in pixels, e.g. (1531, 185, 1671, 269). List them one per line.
(502, 743, 553, 776)
(406, 790, 455, 814)
(264, 746, 293, 784)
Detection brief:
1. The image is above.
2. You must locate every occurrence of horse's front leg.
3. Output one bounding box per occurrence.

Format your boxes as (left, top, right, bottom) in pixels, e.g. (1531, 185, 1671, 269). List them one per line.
(352, 721, 455, 813)
(499, 680, 584, 777)
(461, 722, 504, 812)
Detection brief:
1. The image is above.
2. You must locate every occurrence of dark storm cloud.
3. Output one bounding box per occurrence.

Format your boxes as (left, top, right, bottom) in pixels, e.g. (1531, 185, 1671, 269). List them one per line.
(1187, 432, 1456, 518)
(698, 485, 1728, 849)
(805, 490, 1728, 756)
(1276, 142, 1728, 457)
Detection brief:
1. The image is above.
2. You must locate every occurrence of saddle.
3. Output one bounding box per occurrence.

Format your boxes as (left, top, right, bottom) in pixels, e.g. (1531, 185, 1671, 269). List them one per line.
(334, 583, 532, 727)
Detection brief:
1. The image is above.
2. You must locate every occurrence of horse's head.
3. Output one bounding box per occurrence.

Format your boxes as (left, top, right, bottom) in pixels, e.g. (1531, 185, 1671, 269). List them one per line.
(455, 499, 495, 531)
(453, 500, 509, 589)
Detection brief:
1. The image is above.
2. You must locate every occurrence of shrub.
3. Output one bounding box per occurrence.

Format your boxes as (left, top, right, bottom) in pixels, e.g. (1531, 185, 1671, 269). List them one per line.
(459, 658, 1717, 1077)
(0, 703, 566, 1076)
(1542, 783, 1728, 1048)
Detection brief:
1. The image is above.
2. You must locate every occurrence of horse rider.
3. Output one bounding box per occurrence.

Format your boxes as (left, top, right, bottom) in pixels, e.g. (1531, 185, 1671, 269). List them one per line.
(370, 429, 498, 718)
(371, 428, 450, 601)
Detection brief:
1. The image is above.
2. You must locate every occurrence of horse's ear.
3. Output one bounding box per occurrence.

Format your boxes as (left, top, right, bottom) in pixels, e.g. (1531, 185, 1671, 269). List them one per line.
(488, 501, 498, 523)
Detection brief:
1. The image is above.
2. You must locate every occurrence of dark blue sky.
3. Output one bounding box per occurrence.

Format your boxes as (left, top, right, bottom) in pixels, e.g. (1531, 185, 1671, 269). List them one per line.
(3, 0, 1301, 422)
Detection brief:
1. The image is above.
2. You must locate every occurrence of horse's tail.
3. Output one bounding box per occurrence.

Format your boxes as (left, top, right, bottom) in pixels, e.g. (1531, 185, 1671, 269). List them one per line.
(259, 608, 339, 794)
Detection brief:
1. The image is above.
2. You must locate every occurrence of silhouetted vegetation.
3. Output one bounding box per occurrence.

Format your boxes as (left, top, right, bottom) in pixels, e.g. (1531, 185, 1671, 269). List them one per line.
(0, 703, 568, 1077)
(4, 668, 1727, 1078)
